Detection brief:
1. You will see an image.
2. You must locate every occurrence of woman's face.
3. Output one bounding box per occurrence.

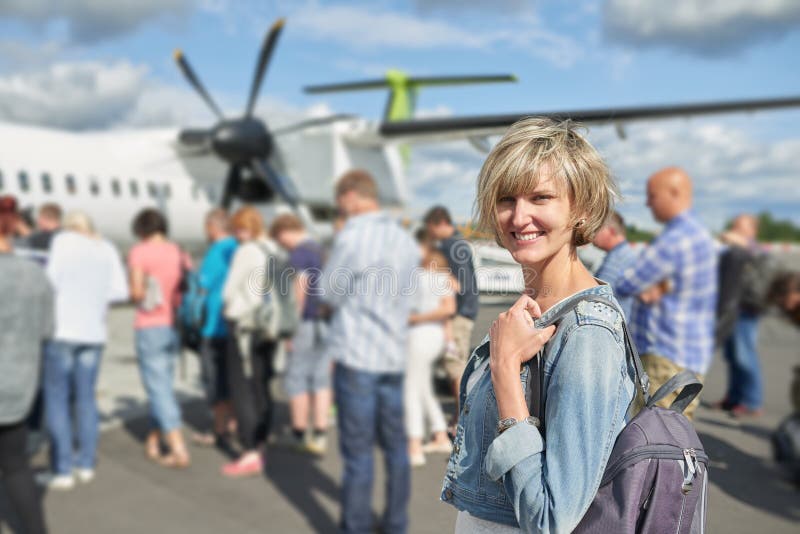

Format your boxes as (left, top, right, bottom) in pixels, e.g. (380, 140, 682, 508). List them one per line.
(495, 173, 576, 268)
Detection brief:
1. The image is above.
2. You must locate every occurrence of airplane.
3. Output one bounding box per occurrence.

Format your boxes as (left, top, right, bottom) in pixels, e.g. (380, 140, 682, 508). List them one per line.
(2, 16, 800, 268)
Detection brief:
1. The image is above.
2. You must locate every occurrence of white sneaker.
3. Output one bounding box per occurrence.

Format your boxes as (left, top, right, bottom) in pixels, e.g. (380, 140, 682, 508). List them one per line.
(36, 472, 75, 491)
(305, 435, 327, 456)
(422, 440, 453, 455)
(75, 468, 95, 484)
(409, 453, 426, 467)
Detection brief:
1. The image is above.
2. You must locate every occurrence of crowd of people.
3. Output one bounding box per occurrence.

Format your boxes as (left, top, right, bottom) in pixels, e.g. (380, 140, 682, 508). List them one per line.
(0, 117, 799, 533)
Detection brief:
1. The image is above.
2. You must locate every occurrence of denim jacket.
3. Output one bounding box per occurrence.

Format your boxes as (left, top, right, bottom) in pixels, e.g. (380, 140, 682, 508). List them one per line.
(441, 284, 636, 533)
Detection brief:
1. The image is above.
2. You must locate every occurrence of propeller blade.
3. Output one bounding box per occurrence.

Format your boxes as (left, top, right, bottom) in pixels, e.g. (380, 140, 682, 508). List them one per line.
(251, 158, 318, 235)
(178, 128, 212, 146)
(220, 164, 241, 209)
(250, 157, 298, 207)
(173, 49, 224, 119)
(272, 114, 357, 136)
(245, 18, 286, 118)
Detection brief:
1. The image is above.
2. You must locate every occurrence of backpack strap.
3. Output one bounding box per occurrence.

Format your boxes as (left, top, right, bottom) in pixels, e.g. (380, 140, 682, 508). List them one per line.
(527, 294, 651, 433)
(253, 240, 278, 292)
(534, 294, 651, 401)
(646, 369, 703, 414)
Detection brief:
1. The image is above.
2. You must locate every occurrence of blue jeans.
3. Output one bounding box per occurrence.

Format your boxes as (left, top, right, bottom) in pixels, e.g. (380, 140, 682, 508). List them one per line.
(135, 327, 182, 432)
(334, 364, 409, 534)
(44, 341, 103, 475)
(723, 312, 763, 410)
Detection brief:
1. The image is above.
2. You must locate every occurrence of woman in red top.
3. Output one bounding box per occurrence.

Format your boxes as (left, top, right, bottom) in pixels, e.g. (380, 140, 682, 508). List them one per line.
(128, 208, 190, 468)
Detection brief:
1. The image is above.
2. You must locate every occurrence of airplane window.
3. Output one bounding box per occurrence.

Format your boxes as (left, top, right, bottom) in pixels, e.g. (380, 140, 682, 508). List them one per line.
(65, 174, 77, 195)
(129, 180, 139, 198)
(18, 171, 29, 192)
(147, 182, 158, 199)
(162, 184, 171, 198)
(41, 172, 52, 193)
(111, 179, 121, 197)
(90, 178, 100, 196)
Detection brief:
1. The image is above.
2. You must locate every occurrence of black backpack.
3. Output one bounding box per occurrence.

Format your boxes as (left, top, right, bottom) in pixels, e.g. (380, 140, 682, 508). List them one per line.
(528, 294, 709, 533)
(739, 252, 775, 314)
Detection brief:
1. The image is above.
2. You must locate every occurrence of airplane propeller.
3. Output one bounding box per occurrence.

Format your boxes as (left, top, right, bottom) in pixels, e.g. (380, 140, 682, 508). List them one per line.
(173, 17, 316, 226)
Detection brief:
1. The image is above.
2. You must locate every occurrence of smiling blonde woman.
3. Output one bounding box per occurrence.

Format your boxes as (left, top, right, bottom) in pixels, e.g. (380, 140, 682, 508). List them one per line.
(441, 117, 636, 533)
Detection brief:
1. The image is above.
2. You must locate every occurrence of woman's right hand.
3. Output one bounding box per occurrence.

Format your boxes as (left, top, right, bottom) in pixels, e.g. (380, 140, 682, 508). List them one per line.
(489, 294, 556, 375)
(489, 294, 557, 421)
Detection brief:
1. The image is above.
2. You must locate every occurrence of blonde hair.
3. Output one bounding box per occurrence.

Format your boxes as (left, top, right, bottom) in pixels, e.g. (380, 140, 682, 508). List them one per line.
(475, 117, 617, 247)
(230, 206, 265, 237)
(64, 211, 95, 236)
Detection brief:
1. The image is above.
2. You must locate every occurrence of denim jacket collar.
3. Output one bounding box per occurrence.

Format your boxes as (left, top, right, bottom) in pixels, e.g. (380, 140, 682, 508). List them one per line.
(472, 282, 615, 362)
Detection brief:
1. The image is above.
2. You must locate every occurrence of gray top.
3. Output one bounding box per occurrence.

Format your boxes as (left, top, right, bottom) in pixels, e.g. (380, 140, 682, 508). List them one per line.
(0, 253, 54, 424)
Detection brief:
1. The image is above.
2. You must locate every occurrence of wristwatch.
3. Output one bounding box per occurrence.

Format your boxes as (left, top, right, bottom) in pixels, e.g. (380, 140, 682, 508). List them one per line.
(497, 415, 541, 435)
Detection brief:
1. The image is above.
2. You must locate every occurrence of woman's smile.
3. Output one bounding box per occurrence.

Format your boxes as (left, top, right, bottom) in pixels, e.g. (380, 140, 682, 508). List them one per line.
(511, 230, 547, 245)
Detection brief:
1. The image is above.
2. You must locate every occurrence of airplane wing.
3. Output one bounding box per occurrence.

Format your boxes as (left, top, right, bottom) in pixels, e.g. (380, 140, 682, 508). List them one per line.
(375, 94, 800, 144)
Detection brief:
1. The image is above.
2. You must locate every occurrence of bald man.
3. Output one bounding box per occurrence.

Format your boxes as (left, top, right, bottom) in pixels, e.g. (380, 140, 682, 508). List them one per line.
(616, 167, 718, 420)
(714, 214, 767, 417)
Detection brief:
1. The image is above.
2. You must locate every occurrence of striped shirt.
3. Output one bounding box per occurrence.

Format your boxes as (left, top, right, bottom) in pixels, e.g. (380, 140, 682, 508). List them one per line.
(594, 240, 638, 321)
(616, 211, 718, 374)
(320, 211, 420, 373)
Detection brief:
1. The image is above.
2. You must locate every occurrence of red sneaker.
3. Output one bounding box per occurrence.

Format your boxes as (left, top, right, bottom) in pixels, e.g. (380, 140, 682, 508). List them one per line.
(221, 453, 264, 478)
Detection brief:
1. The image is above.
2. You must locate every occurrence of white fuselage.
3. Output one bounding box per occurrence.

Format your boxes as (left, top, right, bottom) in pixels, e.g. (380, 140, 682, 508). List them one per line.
(0, 120, 408, 252)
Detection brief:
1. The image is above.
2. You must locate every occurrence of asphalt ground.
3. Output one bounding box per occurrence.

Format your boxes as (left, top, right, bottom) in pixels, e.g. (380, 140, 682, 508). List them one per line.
(2, 299, 799, 533)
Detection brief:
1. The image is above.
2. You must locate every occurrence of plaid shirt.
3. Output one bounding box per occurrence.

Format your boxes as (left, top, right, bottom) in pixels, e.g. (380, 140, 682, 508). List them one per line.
(616, 211, 718, 374)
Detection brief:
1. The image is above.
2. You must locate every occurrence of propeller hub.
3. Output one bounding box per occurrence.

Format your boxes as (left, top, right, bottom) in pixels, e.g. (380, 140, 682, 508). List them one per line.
(212, 117, 273, 164)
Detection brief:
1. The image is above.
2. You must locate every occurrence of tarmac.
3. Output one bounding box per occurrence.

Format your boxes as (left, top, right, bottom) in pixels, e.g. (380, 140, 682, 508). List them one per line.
(2, 294, 800, 533)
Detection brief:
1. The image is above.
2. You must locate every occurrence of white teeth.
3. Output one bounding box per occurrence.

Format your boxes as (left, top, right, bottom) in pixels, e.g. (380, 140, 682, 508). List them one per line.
(514, 232, 543, 241)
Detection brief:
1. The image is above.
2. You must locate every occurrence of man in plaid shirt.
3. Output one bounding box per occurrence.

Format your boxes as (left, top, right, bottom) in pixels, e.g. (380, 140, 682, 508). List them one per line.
(616, 167, 718, 420)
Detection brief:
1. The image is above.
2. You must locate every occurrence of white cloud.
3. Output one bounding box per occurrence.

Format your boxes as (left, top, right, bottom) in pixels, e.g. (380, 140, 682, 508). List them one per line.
(291, 4, 583, 68)
(405, 116, 800, 230)
(0, 0, 191, 43)
(0, 60, 213, 130)
(0, 59, 332, 131)
(412, 0, 529, 15)
(590, 118, 800, 229)
(407, 141, 485, 220)
(414, 105, 453, 119)
(0, 39, 64, 71)
(604, 0, 800, 56)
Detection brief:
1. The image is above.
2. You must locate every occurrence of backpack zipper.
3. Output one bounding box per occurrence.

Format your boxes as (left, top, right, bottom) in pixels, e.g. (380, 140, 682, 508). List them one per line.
(600, 445, 708, 486)
(682, 448, 698, 494)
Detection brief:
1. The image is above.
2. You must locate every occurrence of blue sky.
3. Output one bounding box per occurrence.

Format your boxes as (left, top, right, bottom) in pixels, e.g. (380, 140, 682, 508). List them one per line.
(1, 0, 799, 230)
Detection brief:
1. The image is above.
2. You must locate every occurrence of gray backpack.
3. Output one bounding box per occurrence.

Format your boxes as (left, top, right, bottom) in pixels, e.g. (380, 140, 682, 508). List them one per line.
(529, 294, 708, 534)
(252, 242, 299, 341)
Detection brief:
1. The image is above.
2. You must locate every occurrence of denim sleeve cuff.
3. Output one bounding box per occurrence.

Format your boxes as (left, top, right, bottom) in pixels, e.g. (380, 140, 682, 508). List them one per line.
(484, 421, 544, 481)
